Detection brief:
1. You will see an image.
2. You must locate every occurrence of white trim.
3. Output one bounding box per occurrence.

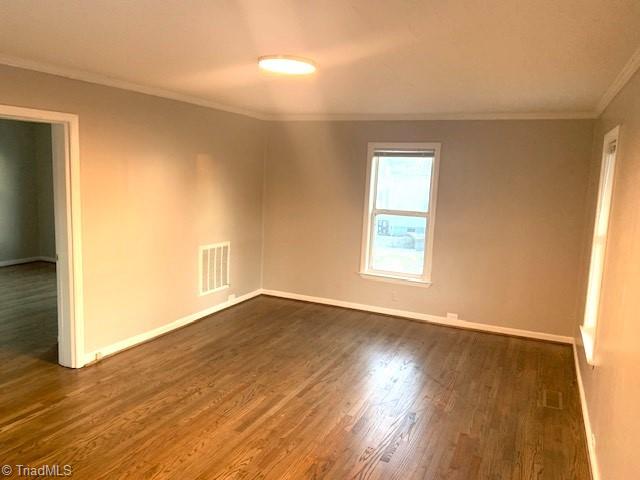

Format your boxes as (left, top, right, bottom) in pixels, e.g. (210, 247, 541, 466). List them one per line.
(0, 54, 600, 122)
(0, 104, 84, 369)
(0, 256, 56, 267)
(267, 111, 597, 121)
(572, 342, 601, 480)
(84, 289, 261, 365)
(0, 54, 269, 121)
(0, 103, 81, 124)
(358, 272, 432, 288)
(360, 142, 440, 285)
(260, 289, 573, 344)
(596, 44, 640, 115)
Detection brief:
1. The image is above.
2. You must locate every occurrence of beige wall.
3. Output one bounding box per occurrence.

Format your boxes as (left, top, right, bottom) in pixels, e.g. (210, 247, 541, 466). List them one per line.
(0, 65, 267, 353)
(574, 69, 640, 479)
(0, 64, 602, 358)
(0, 118, 54, 262)
(263, 119, 594, 336)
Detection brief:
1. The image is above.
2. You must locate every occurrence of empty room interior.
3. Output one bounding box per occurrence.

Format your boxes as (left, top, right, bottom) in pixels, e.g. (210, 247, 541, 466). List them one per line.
(0, 1, 639, 479)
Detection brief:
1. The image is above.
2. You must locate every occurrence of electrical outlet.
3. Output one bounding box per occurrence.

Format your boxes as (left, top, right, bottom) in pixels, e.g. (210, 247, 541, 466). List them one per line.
(446, 312, 459, 320)
(391, 290, 398, 302)
(228, 293, 236, 302)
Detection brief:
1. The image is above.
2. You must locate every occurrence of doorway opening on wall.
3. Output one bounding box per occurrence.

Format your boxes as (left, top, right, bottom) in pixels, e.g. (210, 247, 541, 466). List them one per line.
(0, 105, 83, 368)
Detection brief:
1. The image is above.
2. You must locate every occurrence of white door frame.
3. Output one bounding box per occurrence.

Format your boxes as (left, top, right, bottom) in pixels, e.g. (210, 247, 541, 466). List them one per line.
(0, 104, 84, 368)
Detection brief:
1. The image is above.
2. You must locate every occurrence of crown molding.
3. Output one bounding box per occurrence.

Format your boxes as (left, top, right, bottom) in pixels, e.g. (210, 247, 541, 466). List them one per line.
(0, 54, 598, 122)
(265, 111, 597, 121)
(0, 54, 270, 120)
(596, 44, 640, 116)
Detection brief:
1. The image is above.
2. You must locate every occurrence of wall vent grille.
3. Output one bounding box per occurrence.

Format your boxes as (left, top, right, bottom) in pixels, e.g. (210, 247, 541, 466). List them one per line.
(199, 242, 230, 295)
(540, 389, 564, 410)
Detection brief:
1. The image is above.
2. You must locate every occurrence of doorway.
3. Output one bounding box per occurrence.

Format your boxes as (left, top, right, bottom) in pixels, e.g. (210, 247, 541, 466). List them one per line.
(0, 104, 83, 368)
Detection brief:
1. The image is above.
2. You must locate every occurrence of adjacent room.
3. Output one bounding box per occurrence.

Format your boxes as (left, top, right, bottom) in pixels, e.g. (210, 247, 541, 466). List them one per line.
(0, 1, 639, 479)
(0, 118, 57, 364)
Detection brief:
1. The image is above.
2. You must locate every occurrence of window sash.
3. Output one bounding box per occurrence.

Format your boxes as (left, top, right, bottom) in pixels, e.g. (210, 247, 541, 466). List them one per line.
(372, 208, 429, 217)
(371, 153, 432, 214)
(375, 150, 435, 158)
(367, 210, 430, 279)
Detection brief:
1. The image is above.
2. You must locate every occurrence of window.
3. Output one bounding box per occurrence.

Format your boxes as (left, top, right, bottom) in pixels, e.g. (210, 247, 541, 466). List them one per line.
(581, 126, 619, 365)
(360, 143, 440, 285)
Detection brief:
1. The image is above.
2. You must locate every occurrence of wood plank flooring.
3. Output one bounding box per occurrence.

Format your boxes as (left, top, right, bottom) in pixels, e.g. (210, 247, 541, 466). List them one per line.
(0, 263, 590, 479)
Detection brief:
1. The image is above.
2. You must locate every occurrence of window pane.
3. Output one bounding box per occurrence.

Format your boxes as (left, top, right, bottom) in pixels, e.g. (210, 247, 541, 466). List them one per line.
(371, 214, 426, 275)
(375, 155, 432, 212)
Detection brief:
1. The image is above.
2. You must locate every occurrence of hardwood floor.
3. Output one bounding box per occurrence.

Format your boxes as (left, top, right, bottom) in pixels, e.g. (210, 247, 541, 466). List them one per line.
(0, 263, 590, 479)
(0, 262, 58, 363)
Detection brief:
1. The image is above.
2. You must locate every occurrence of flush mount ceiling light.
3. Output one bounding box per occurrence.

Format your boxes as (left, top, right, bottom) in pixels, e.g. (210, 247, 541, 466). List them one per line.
(258, 55, 316, 75)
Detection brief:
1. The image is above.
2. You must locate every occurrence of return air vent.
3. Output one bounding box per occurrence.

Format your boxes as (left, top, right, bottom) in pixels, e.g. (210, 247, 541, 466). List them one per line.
(199, 242, 230, 295)
(540, 389, 564, 410)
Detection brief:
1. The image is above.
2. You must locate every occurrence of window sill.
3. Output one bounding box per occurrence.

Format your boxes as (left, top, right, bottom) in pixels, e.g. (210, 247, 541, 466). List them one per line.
(358, 272, 432, 288)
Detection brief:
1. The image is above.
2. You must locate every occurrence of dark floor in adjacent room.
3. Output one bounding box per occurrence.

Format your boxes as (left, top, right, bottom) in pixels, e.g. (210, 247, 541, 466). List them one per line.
(0, 263, 590, 479)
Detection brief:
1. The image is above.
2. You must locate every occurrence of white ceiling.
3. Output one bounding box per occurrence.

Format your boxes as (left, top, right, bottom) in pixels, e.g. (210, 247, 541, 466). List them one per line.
(1, 0, 639, 119)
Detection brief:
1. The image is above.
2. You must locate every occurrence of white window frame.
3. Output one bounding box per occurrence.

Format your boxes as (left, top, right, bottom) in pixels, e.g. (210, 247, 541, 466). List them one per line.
(359, 142, 441, 286)
(581, 125, 620, 366)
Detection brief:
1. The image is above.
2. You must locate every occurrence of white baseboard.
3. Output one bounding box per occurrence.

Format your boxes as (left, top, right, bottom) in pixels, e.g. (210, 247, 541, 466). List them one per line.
(82, 285, 573, 361)
(83, 289, 262, 365)
(572, 342, 600, 480)
(260, 289, 573, 344)
(0, 256, 56, 267)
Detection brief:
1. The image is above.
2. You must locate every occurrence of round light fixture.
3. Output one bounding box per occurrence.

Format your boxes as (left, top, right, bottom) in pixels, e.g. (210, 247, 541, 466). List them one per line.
(258, 55, 316, 75)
